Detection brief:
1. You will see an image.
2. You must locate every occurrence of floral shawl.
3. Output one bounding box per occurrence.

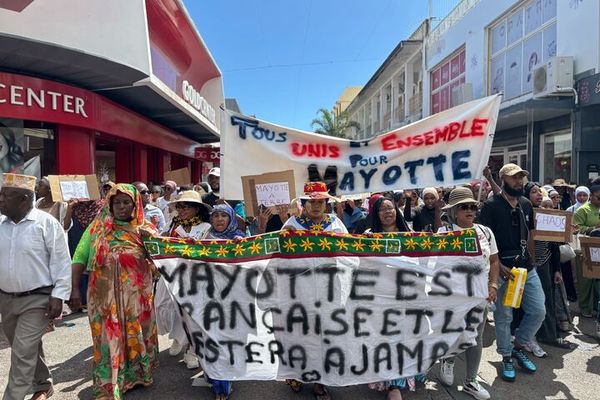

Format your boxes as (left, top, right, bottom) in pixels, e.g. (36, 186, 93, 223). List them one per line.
(87, 183, 157, 271)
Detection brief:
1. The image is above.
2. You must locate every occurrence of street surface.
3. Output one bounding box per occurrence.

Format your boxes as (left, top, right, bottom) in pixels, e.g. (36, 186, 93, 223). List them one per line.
(1, 307, 598, 400)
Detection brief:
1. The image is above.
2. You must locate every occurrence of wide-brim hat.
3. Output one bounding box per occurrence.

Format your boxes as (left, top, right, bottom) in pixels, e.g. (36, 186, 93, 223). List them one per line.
(169, 190, 212, 210)
(442, 186, 479, 210)
(299, 181, 340, 201)
(552, 178, 575, 188)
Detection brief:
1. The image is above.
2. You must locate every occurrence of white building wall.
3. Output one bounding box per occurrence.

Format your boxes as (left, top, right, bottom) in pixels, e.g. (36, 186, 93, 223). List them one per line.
(424, 0, 599, 116)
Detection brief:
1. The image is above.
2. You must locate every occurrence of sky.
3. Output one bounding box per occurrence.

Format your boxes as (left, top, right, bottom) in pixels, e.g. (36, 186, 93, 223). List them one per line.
(184, 0, 461, 132)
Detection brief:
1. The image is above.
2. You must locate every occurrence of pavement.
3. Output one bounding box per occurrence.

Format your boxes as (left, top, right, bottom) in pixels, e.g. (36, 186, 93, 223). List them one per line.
(0, 307, 599, 400)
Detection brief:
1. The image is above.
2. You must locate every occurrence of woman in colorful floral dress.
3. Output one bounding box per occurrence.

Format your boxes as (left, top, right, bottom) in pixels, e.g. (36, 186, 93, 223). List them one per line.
(69, 183, 159, 399)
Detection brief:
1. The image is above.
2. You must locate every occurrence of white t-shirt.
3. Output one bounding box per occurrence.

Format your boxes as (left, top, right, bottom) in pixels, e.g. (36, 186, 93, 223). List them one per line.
(282, 214, 348, 234)
(437, 223, 498, 273)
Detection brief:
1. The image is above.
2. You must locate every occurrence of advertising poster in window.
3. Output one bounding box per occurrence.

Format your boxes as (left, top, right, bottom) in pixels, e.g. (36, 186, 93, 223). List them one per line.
(441, 63, 450, 85)
(525, 0, 542, 35)
(543, 23, 557, 61)
(0, 119, 25, 176)
(523, 32, 543, 93)
(451, 55, 461, 80)
(505, 45, 523, 99)
(507, 10, 523, 45)
(542, 0, 556, 23)
(432, 69, 441, 91)
(491, 54, 505, 95)
(491, 21, 506, 54)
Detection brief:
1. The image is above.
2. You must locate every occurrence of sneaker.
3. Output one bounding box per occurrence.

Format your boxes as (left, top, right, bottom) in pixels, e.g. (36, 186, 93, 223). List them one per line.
(522, 339, 547, 358)
(439, 359, 455, 386)
(512, 348, 536, 373)
(501, 356, 516, 382)
(169, 340, 183, 356)
(183, 348, 200, 369)
(463, 378, 491, 400)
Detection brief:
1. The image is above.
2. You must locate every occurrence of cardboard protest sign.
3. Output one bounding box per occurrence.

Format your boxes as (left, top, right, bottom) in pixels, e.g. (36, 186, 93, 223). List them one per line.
(221, 95, 501, 200)
(579, 236, 600, 279)
(145, 229, 487, 386)
(48, 175, 100, 202)
(241, 170, 296, 216)
(164, 167, 191, 187)
(533, 208, 573, 242)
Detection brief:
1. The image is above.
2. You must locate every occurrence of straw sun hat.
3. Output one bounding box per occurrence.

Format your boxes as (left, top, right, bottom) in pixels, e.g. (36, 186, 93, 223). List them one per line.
(441, 186, 479, 210)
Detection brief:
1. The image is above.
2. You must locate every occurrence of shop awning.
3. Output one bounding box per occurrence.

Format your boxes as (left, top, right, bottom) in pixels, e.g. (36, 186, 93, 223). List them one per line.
(496, 97, 575, 131)
(0, 34, 220, 143)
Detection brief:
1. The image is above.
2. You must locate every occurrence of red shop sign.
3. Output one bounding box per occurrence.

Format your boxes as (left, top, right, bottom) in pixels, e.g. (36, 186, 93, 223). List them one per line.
(194, 146, 220, 162)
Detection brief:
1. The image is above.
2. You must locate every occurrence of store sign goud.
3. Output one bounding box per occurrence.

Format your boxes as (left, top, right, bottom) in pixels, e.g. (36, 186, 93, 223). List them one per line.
(0, 72, 96, 125)
(181, 80, 216, 125)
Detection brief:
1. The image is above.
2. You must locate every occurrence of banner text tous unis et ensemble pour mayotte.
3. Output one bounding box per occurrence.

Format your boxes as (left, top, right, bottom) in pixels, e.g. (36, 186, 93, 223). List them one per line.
(221, 95, 501, 199)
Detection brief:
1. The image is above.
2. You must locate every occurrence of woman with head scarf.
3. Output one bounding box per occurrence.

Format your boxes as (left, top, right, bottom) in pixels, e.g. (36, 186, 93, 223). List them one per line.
(69, 184, 159, 399)
(198, 203, 245, 399)
(366, 196, 412, 400)
(566, 186, 590, 213)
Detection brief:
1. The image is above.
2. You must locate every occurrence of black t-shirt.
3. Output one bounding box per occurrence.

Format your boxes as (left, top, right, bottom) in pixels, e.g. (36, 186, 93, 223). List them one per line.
(478, 193, 535, 267)
(412, 206, 436, 232)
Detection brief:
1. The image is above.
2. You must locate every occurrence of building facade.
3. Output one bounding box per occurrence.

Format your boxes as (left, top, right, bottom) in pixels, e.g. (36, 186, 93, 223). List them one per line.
(0, 0, 223, 184)
(424, 0, 597, 184)
(332, 86, 362, 117)
(346, 0, 598, 185)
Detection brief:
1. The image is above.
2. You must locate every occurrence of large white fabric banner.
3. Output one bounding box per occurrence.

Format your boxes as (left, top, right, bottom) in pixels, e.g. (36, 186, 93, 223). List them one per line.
(221, 95, 501, 199)
(146, 230, 488, 386)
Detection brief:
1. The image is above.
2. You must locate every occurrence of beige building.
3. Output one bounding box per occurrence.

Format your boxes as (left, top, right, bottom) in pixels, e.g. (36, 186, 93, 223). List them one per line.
(332, 86, 362, 117)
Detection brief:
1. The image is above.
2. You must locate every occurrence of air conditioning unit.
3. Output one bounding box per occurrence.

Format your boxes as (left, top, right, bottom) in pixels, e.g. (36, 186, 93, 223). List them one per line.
(451, 83, 473, 106)
(533, 56, 574, 98)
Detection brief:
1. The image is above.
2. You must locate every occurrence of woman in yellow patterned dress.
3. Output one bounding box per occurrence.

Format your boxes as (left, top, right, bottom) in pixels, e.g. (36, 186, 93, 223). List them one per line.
(69, 183, 159, 399)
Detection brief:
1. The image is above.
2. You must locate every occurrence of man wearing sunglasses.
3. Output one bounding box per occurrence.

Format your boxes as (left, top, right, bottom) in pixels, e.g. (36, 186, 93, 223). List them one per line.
(478, 163, 545, 383)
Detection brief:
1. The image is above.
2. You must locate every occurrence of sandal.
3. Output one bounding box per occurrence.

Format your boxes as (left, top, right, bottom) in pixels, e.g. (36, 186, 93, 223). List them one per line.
(313, 383, 331, 400)
(286, 379, 303, 393)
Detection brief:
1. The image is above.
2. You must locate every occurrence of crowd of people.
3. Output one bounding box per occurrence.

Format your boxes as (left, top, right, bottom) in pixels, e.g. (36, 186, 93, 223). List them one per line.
(0, 163, 599, 400)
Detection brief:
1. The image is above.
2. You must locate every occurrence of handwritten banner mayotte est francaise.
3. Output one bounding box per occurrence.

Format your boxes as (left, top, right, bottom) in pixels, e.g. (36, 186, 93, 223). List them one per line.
(145, 229, 488, 386)
(221, 95, 501, 200)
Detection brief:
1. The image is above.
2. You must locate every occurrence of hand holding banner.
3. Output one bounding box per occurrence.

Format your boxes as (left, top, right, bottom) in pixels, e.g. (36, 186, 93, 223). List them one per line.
(145, 229, 487, 386)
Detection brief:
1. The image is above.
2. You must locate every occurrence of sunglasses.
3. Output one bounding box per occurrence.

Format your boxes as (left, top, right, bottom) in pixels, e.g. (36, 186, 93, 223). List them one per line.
(175, 203, 195, 210)
(458, 204, 478, 211)
(140, 190, 150, 195)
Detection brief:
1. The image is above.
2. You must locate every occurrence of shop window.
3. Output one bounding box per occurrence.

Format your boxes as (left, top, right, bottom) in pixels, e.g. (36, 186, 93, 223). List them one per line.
(540, 131, 571, 184)
(430, 47, 466, 114)
(488, 0, 557, 100)
(0, 118, 55, 178)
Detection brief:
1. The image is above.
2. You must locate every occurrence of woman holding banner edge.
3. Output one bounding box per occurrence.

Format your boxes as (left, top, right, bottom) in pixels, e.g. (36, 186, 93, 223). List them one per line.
(281, 181, 348, 400)
(437, 187, 499, 400)
(365, 196, 414, 400)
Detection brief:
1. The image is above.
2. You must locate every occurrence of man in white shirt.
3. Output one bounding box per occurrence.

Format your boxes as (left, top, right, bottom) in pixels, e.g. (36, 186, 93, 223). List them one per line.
(0, 173, 72, 400)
